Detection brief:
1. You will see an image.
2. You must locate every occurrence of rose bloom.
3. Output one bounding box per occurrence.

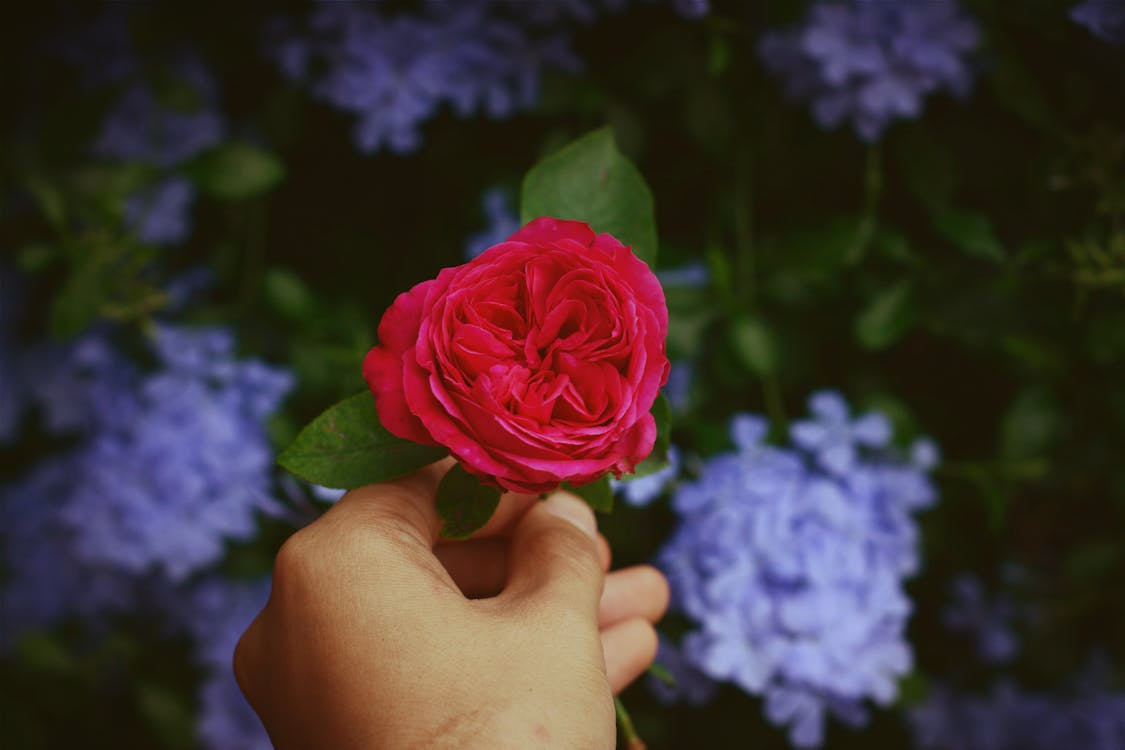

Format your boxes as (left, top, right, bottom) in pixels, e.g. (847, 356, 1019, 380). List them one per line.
(364, 217, 669, 494)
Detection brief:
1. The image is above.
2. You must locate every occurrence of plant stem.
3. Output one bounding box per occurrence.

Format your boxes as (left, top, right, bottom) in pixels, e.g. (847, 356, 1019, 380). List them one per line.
(615, 697, 646, 750)
(763, 375, 787, 434)
(733, 144, 755, 307)
(849, 144, 883, 263)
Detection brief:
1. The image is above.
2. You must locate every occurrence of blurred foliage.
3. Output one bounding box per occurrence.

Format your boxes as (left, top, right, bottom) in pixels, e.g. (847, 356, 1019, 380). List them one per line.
(2, 0, 1124, 748)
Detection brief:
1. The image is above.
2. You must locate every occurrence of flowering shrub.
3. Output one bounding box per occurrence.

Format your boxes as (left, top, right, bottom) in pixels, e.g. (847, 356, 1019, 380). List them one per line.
(758, 0, 980, 141)
(3, 1, 1125, 748)
(655, 395, 937, 747)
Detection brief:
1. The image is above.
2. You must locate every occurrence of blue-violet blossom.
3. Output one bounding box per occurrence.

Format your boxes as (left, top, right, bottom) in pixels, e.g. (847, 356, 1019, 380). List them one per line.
(270, 3, 580, 154)
(910, 672, 1125, 750)
(64, 9, 225, 244)
(758, 1, 981, 142)
(173, 577, 273, 750)
(6, 324, 292, 594)
(656, 392, 938, 747)
(1071, 0, 1125, 44)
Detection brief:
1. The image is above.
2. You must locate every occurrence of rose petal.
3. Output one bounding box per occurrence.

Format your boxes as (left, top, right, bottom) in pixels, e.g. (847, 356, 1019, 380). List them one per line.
(363, 281, 438, 445)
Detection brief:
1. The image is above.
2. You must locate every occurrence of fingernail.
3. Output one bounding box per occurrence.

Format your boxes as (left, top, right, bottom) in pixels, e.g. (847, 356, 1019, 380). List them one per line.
(542, 491, 598, 540)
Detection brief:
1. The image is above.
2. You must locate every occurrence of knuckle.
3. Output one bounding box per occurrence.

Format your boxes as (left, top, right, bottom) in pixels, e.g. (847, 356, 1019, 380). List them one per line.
(364, 490, 435, 547)
(232, 619, 260, 700)
(531, 521, 603, 582)
(272, 529, 319, 587)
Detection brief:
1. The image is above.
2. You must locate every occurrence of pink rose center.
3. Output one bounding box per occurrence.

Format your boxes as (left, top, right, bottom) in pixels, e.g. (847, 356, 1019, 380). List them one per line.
(437, 252, 632, 427)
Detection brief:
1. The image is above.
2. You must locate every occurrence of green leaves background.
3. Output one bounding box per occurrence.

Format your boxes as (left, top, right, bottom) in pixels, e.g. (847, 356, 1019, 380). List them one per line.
(4, 1, 1125, 748)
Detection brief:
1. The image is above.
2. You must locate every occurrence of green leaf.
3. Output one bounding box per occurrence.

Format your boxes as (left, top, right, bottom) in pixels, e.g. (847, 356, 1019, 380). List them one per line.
(630, 453, 671, 479)
(665, 284, 719, 359)
(25, 174, 68, 230)
(50, 233, 164, 338)
(934, 208, 1006, 263)
(854, 280, 916, 350)
(436, 464, 502, 539)
(999, 387, 1059, 461)
(647, 662, 677, 688)
(563, 475, 614, 513)
(16, 242, 59, 273)
(521, 128, 658, 265)
(136, 680, 195, 750)
(894, 671, 930, 709)
(730, 314, 778, 376)
(16, 632, 76, 676)
(277, 392, 448, 488)
(263, 266, 316, 322)
(185, 142, 285, 201)
(872, 228, 917, 265)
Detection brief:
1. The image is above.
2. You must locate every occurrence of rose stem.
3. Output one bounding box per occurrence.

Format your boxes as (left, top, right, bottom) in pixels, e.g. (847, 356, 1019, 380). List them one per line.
(614, 697, 646, 750)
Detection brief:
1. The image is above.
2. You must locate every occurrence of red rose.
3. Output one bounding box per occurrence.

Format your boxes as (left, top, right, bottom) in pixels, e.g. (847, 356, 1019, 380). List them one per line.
(363, 217, 670, 494)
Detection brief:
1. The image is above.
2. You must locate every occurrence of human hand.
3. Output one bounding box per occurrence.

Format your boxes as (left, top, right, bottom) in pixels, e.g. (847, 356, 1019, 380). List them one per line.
(234, 461, 669, 750)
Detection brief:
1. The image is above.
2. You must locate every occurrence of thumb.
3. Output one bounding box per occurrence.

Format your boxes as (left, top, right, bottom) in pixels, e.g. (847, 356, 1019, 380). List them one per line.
(503, 490, 605, 619)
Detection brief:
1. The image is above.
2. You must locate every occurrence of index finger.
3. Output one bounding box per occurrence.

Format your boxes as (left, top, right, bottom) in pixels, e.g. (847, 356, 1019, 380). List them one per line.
(323, 459, 540, 549)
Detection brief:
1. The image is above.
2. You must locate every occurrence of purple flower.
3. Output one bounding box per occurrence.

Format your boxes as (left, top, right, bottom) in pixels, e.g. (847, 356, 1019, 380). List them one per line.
(465, 187, 520, 260)
(649, 637, 718, 705)
(612, 446, 681, 507)
(673, 0, 710, 20)
(5, 324, 293, 591)
(657, 261, 711, 289)
(125, 177, 197, 246)
(60, 10, 225, 245)
(942, 573, 1021, 664)
(789, 390, 895, 476)
(92, 54, 224, 168)
(174, 577, 272, 750)
(759, 1, 981, 141)
(1, 466, 140, 648)
(1071, 0, 1125, 44)
(910, 673, 1125, 750)
(656, 394, 938, 747)
(197, 674, 272, 750)
(269, 3, 581, 154)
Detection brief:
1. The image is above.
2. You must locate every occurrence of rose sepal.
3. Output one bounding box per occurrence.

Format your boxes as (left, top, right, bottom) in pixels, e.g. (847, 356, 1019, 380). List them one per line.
(561, 475, 614, 513)
(435, 464, 503, 540)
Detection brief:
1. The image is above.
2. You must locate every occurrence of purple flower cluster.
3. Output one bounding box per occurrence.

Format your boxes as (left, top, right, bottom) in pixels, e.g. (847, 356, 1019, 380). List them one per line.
(910, 673, 1125, 750)
(272, 0, 708, 154)
(656, 391, 938, 747)
(1071, 0, 1125, 44)
(91, 54, 224, 168)
(270, 2, 581, 154)
(758, 1, 981, 142)
(97, 52, 225, 245)
(63, 10, 225, 244)
(2, 323, 291, 644)
(942, 570, 1031, 665)
(174, 577, 273, 750)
